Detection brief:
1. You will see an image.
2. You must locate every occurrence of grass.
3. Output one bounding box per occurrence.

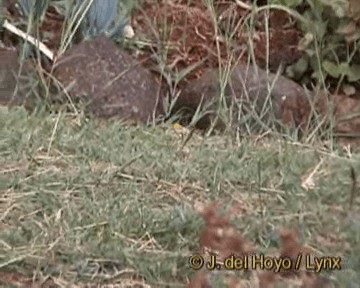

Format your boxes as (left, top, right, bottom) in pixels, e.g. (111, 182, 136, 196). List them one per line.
(0, 106, 359, 287)
(1, 1, 360, 286)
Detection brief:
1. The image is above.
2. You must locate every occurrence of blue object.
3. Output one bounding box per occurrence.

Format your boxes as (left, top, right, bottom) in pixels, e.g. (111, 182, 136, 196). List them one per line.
(75, 0, 128, 39)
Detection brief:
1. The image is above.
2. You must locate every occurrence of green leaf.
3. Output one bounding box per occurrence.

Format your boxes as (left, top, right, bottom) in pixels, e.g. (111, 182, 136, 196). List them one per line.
(317, 0, 348, 18)
(347, 65, 360, 82)
(322, 60, 342, 78)
(323, 61, 360, 82)
(286, 57, 309, 80)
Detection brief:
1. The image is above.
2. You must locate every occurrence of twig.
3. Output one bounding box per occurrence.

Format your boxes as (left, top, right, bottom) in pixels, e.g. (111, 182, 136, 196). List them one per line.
(235, 0, 252, 10)
(2, 19, 54, 61)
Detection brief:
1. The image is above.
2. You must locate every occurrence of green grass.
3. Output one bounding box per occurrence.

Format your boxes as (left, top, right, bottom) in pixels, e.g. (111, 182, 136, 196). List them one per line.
(0, 106, 359, 287)
(2, 0, 359, 286)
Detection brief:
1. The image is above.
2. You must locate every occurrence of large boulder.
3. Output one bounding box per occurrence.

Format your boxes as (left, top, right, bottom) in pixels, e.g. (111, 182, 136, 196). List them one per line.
(174, 63, 312, 131)
(52, 35, 164, 124)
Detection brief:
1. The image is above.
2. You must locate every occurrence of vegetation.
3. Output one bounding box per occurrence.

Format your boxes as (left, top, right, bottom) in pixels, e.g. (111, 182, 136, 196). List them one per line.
(0, 0, 359, 287)
(0, 107, 359, 286)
